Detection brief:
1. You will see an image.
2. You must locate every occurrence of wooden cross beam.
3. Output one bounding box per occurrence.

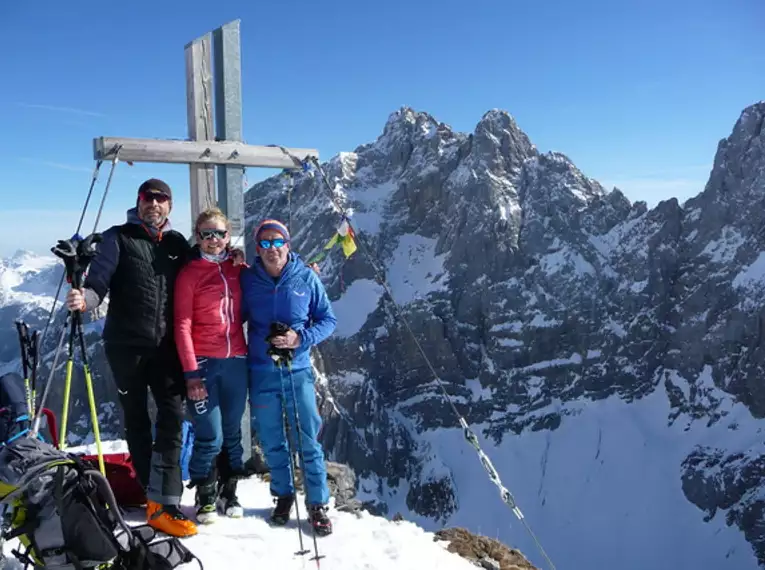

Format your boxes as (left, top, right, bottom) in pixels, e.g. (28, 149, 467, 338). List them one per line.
(91, 20, 319, 251)
(91, 19, 319, 464)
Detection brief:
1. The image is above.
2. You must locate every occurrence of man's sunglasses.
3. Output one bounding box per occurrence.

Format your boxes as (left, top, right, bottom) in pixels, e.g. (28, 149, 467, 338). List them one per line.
(139, 190, 170, 203)
(258, 238, 288, 249)
(199, 229, 228, 240)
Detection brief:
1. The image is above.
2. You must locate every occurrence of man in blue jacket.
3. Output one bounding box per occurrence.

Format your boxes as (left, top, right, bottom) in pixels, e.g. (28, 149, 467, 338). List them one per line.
(240, 219, 337, 536)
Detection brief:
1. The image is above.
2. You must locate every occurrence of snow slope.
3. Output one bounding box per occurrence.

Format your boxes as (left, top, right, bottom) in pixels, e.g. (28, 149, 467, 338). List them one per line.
(0, 250, 59, 312)
(354, 382, 759, 570)
(1, 442, 480, 570)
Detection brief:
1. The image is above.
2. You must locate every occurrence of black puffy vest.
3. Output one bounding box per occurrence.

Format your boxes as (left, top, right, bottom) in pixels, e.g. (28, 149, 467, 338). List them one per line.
(103, 224, 190, 347)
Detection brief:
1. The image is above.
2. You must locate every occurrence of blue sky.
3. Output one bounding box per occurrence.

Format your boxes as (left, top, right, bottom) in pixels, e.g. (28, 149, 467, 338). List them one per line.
(1, 0, 763, 257)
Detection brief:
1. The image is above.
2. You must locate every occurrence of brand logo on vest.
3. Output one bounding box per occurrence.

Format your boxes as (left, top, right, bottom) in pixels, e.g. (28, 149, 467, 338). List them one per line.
(193, 399, 208, 415)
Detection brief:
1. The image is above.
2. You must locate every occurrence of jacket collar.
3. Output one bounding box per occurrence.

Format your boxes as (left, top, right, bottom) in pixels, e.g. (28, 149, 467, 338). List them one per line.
(253, 251, 302, 284)
(126, 207, 172, 241)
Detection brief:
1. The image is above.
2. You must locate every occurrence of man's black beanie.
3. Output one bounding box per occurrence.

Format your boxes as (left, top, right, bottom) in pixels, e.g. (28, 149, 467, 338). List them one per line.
(138, 178, 172, 200)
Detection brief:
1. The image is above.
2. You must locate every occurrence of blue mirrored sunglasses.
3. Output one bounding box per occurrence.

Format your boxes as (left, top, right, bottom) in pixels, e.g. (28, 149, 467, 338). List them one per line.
(258, 238, 287, 249)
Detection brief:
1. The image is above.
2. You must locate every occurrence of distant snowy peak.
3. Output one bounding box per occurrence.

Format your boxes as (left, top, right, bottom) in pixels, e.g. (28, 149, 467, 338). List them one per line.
(0, 250, 60, 310)
(473, 108, 536, 174)
(4, 249, 57, 272)
(685, 101, 764, 224)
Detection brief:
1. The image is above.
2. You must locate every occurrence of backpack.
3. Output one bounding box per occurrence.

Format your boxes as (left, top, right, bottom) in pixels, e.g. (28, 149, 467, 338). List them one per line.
(0, 372, 58, 448)
(0, 436, 201, 570)
(0, 372, 32, 444)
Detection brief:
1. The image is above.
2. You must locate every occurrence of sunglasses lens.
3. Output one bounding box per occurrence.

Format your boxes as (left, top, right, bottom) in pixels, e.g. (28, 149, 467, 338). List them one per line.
(140, 191, 169, 203)
(200, 229, 226, 239)
(259, 238, 286, 249)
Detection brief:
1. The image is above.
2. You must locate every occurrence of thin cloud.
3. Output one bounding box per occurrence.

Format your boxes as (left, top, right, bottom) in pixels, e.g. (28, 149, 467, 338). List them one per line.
(18, 157, 93, 173)
(16, 102, 105, 118)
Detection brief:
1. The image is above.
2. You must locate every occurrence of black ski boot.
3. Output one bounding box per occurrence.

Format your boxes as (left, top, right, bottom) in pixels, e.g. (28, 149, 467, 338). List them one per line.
(193, 479, 219, 525)
(308, 505, 333, 537)
(269, 494, 295, 526)
(218, 477, 243, 518)
(188, 468, 219, 525)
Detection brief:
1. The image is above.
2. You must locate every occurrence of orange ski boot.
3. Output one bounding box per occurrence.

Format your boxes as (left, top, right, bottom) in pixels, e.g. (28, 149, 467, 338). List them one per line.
(146, 500, 198, 537)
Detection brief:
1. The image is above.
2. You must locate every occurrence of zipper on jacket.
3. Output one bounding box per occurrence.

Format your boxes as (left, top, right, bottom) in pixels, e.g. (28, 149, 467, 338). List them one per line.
(154, 241, 162, 347)
(217, 264, 232, 358)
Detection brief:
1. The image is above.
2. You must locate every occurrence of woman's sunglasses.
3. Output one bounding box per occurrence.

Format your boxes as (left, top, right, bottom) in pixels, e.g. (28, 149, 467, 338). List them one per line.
(199, 229, 228, 240)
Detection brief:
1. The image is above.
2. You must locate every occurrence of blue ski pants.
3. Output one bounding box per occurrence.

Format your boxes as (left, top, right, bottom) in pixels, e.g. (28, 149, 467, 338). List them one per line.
(187, 356, 248, 481)
(250, 366, 329, 506)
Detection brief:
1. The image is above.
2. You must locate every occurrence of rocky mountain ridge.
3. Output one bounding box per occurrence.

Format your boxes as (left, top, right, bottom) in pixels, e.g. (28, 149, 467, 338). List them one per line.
(243, 101, 765, 569)
(1, 101, 763, 569)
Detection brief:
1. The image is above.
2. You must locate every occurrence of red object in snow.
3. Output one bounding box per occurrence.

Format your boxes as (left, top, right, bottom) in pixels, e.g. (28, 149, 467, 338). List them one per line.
(81, 451, 147, 507)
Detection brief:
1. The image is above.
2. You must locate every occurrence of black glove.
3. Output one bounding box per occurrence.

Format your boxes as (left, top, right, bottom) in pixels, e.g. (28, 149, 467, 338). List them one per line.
(265, 322, 295, 363)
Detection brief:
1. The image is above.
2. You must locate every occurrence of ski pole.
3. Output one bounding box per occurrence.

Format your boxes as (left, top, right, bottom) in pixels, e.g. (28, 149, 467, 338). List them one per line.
(278, 360, 309, 556)
(75, 310, 105, 475)
(286, 360, 324, 565)
(59, 314, 77, 451)
(30, 317, 68, 438)
(14, 321, 33, 419)
(67, 236, 106, 475)
(29, 330, 39, 419)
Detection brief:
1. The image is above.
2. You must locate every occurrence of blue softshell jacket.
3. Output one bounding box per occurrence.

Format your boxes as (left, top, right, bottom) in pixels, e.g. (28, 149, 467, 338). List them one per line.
(240, 252, 337, 371)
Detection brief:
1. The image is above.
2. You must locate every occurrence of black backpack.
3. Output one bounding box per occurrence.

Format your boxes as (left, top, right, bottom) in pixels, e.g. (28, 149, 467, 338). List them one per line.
(0, 435, 203, 570)
(0, 372, 32, 444)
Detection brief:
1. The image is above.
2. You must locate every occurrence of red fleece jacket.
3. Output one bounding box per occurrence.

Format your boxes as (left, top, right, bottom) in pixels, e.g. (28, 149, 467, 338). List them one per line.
(174, 253, 247, 377)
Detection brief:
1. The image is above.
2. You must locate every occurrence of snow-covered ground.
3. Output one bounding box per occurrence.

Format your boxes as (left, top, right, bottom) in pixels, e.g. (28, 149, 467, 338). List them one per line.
(1, 441, 480, 570)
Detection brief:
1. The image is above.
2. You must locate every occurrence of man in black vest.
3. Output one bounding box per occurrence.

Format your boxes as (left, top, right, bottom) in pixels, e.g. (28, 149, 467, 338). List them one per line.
(66, 178, 197, 538)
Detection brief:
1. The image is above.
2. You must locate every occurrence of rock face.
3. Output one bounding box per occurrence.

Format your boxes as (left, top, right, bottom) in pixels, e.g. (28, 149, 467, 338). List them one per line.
(435, 527, 539, 570)
(243, 101, 765, 569)
(2, 101, 765, 569)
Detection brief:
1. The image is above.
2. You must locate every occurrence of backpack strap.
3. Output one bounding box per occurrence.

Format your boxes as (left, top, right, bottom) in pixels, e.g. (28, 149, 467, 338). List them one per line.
(53, 464, 86, 570)
(112, 524, 203, 570)
(127, 525, 204, 570)
(81, 468, 135, 539)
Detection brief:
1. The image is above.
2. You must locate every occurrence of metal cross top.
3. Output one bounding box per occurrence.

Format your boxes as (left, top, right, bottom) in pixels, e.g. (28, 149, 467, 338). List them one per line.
(91, 19, 318, 251)
(90, 20, 318, 463)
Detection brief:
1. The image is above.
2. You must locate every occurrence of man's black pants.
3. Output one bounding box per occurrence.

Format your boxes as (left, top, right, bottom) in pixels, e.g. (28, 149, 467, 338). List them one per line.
(105, 342, 186, 506)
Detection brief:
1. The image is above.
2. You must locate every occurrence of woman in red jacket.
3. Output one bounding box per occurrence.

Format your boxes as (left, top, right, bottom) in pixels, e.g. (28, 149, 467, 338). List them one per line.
(174, 207, 248, 524)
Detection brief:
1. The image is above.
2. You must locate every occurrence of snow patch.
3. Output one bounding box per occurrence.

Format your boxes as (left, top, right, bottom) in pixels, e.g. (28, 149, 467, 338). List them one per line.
(701, 228, 746, 264)
(529, 313, 561, 328)
(387, 234, 449, 305)
(347, 177, 398, 235)
(465, 378, 493, 401)
(522, 353, 582, 372)
(732, 251, 765, 289)
(539, 246, 595, 278)
(332, 279, 384, 338)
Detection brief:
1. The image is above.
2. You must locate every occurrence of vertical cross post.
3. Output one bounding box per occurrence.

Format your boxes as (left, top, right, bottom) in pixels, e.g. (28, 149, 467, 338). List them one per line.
(184, 33, 216, 226)
(213, 20, 246, 252)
